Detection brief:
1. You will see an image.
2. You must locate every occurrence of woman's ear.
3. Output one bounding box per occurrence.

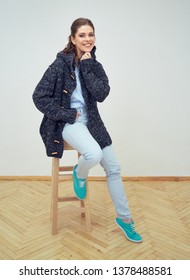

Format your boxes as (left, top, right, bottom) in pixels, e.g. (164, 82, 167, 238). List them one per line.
(71, 36, 75, 45)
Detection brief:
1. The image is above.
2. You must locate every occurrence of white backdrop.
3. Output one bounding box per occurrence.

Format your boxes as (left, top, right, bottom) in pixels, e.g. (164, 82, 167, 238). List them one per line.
(0, 0, 189, 176)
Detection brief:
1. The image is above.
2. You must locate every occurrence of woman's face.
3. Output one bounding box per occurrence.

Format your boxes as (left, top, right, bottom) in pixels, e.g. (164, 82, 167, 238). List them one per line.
(71, 25, 95, 59)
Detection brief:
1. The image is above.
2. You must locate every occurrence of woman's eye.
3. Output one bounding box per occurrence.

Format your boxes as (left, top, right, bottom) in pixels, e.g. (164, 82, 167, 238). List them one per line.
(79, 33, 94, 38)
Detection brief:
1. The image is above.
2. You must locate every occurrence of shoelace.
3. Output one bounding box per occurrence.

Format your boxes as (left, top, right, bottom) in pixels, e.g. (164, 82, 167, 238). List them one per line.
(129, 223, 138, 235)
(79, 179, 86, 188)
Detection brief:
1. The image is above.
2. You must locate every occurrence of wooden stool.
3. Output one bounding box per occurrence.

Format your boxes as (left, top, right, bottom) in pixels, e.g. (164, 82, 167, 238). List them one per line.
(51, 142, 91, 235)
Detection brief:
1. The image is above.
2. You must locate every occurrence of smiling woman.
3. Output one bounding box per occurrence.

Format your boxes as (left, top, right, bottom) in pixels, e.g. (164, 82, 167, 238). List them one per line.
(63, 18, 95, 60)
(32, 17, 143, 243)
(71, 25, 95, 59)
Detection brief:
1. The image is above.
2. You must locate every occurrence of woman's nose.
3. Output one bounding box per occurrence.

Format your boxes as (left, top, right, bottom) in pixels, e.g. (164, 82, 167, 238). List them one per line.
(85, 36, 91, 41)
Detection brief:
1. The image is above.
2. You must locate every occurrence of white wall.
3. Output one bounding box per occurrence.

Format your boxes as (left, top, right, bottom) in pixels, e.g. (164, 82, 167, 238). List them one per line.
(0, 0, 189, 176)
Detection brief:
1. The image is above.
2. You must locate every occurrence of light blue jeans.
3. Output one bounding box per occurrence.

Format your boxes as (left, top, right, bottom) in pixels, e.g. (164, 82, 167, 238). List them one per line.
(62, 107, 132, 219)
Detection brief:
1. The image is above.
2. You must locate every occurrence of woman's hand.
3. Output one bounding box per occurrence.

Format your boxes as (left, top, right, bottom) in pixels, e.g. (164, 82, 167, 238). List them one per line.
(80, 52, 91, 60)
(76, 111, 80, 120)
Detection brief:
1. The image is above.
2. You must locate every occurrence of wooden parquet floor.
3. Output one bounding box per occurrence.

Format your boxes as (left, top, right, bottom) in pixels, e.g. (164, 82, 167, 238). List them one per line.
(0, 180, 189, 260)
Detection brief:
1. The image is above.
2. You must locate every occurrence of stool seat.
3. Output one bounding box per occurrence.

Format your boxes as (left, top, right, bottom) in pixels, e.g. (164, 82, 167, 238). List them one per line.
(51, 142, 91, 234)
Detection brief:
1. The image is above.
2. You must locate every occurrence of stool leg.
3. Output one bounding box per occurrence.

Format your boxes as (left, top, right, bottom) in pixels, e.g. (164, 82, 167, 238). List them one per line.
(77, 151, 91, 229)
(80, 200, 85, 217)
(51, 157, 59, 235)
(83, 180, 92, 231)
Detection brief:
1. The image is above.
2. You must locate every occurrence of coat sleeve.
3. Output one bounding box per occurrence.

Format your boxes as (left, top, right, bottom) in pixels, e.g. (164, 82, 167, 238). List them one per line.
(32, 60, 77, 124)
(80, 59, 110, 102)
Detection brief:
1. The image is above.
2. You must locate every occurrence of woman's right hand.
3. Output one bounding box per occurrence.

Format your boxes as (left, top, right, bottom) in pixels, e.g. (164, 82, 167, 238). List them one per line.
(81, 52, 91, 60)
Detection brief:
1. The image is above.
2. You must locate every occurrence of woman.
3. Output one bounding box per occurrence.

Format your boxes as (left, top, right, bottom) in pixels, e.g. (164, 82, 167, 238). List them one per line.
(33, 18, 142, 243)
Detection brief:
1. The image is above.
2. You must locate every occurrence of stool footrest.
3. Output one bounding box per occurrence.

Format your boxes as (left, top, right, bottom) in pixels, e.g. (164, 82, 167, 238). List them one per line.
(58, 196, 79, 202)
(59, 166, 74, 172)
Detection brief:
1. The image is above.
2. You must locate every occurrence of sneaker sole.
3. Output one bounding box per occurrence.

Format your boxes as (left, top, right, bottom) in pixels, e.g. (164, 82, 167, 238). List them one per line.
(115, 219, 143, 243)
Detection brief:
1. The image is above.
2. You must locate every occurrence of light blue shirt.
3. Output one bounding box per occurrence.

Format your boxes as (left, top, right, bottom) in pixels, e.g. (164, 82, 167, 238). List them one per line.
(70, 66, 86, 108)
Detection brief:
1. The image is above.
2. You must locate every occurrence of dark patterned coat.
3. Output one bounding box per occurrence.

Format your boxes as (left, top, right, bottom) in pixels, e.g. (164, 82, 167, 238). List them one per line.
(33, 47, 112, 158)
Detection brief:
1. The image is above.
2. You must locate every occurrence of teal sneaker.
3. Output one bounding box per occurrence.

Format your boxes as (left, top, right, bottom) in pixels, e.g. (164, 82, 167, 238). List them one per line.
(73, 165, 87, 200)
(115, 218, 143, 243)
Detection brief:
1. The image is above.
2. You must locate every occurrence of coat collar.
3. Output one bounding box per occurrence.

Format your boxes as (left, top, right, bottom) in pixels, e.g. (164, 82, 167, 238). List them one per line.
(57, 46, 97, 71)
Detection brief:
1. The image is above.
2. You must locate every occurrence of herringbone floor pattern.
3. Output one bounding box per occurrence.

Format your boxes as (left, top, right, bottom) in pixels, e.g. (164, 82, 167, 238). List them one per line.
(0, 180, 189, 260)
